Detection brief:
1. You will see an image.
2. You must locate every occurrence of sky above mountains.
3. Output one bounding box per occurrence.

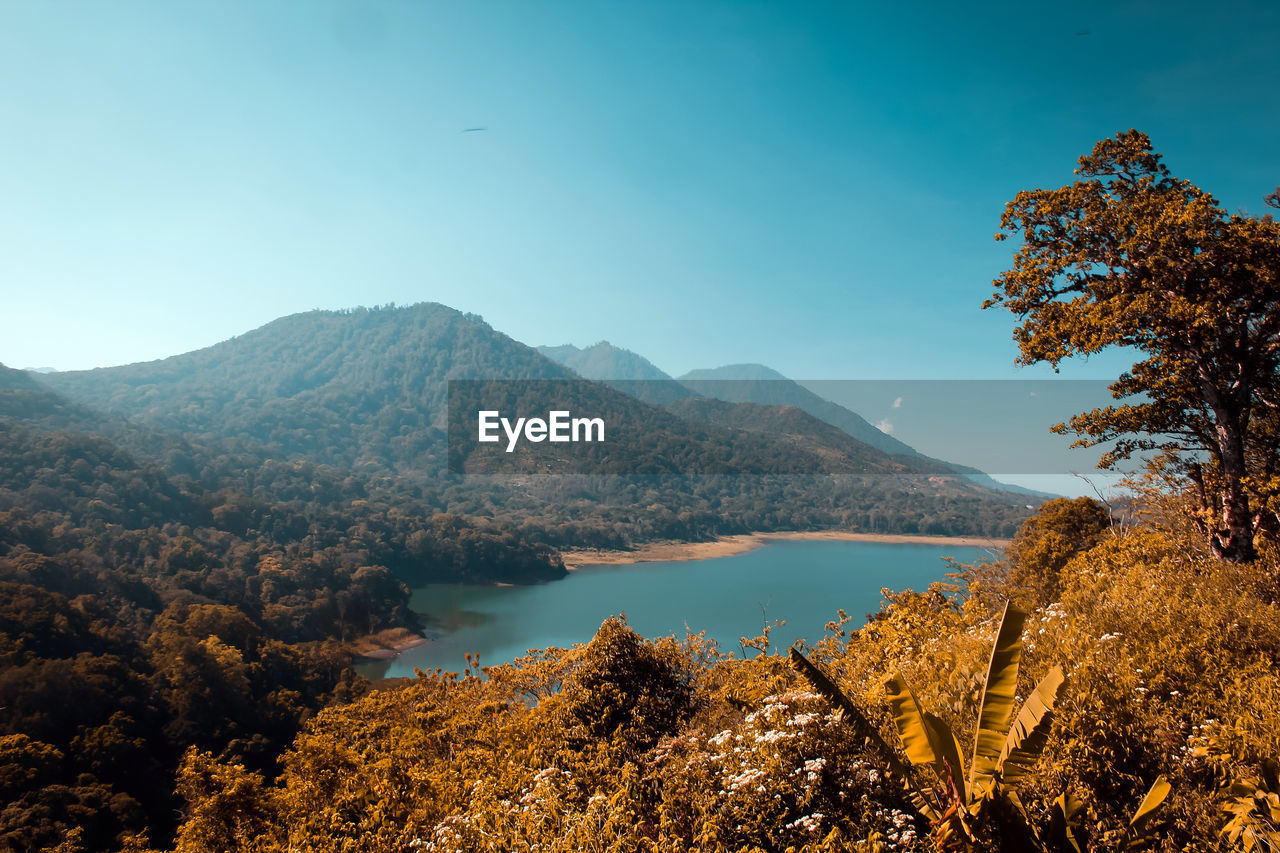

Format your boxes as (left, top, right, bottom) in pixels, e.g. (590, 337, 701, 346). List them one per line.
(4, 1, 1277, 378)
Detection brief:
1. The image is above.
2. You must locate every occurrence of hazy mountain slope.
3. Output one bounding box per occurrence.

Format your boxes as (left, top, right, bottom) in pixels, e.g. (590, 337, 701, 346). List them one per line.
(0, 362, 45, 390)
(536, 342, 673, 382)
(537, 341, 694, 405)
(677, 363, 1053, 497)
(0, 362, 157, 445)
(664, 397, 958, 479)
(678, 363, 920, 456)
(534, 345, 964, 474)
(0, 363, 85, 426)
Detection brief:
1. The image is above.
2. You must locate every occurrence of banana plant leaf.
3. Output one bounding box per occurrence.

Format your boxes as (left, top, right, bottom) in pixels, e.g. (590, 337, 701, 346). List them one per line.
(997, 665, 1067, 786)
(1128, 775, 1170, 834)
(884, 672, 942, 768)
(790, 648, 937, 821)
(788, 648, 897, 762)
(924, 710, 967, 796)
(1046, 791, 1085, 853)
(885, 672, 968, 797)
(970, 602, 1028, 791)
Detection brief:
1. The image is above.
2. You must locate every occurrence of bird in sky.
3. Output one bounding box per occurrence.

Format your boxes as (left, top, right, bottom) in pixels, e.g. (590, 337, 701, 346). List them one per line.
(462, 127, 487, 132)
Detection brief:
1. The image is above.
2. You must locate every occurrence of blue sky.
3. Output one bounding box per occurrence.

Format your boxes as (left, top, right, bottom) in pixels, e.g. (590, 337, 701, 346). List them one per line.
(3, 0, 1277, 380)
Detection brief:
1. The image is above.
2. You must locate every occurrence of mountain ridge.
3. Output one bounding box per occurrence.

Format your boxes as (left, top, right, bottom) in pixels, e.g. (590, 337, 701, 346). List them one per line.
(536, 341, 674, 383)
(28, 303, 1033, 542)
(540, 351, 1052, 499)
(677, 363, 921, 457)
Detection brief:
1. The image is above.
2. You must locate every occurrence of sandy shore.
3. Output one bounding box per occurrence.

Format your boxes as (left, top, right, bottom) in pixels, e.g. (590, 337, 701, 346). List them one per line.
(350, 627, 431, 661)
(560, 531, 1008, 570)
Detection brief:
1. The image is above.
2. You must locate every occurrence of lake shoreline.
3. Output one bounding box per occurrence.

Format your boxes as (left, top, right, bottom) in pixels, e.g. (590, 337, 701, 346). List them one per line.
(560, 531, 1008, 570)
(350, 627, 432, 661)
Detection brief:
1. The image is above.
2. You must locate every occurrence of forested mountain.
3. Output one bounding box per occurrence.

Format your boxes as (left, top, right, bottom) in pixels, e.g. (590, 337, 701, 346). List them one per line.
(535, 349, 973, 477)
(537, 344, 1013, 488)
(663, 397, 953, 477)
(677, 363, 1050, 496)
(35, 304, 1031, 538)
(42, 304, 571, 471)
(0, 362, 121, 432)
(536, 346, 924, 455)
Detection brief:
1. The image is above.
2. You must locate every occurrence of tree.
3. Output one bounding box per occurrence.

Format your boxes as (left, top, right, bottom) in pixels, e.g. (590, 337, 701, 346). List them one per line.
(560, 617, 699, 755)
(1006, 497, 1110, 607)
(985, 130, 1280, 562)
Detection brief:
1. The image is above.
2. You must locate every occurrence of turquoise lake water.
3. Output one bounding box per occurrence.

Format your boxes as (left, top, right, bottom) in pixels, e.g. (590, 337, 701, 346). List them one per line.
(359, 539, 990, 679)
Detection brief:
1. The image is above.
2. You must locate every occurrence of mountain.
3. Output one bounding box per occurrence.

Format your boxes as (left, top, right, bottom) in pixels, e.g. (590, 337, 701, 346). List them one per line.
(536, 342, 673, 382)
(35, 304, 1032, 541)
(678, 363, 920, 456)
(537, 341, 694, 405)
(534, 351, 953, 471)
(0, 361, 131, 435)
(663, 397, 955, 478)
(42, 304, 573, 471)
(40, 307, 846, 478)
(39, 307, 876, 478)
(676, 363, 1053, 498)
(0, 362, 46, 389)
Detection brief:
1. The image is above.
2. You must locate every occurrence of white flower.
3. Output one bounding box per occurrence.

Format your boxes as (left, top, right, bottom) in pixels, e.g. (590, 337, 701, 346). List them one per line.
(725, 767, 767, 791)
(755, 729, 798, 744)
(785, 813, 825, 834)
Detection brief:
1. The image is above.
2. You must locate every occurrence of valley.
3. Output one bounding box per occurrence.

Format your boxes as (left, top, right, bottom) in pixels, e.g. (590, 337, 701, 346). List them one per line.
(0, 303, 1034, 849)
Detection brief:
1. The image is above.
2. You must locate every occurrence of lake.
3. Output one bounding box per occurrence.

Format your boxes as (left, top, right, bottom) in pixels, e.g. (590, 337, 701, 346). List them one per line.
(358, 538, 991, 679)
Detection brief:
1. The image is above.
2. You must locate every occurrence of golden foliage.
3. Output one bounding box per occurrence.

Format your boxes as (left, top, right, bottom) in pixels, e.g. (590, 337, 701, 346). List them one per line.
(165, 498, 1280, 852)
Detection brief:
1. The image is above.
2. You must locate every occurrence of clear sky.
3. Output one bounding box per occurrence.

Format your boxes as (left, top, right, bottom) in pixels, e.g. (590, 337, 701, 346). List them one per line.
(3, 0, 1277, 379)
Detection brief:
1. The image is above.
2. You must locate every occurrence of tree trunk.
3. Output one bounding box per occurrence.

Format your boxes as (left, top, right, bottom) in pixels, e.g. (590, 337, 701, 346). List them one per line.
(1202, 368, 1257, 563)
(1212, 502, 1257, 562)
(1212, 425, 1257, 563)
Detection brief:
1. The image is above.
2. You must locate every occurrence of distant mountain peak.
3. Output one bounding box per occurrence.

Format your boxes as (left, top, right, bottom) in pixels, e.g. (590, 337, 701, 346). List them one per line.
(0, 363, 47, 390)
(536, 341, 672, 383)
(679, 364, 789, 382)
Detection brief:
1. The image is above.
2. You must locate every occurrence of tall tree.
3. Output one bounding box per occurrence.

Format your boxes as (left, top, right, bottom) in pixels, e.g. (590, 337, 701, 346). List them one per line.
(985, 130, 1280, 562)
